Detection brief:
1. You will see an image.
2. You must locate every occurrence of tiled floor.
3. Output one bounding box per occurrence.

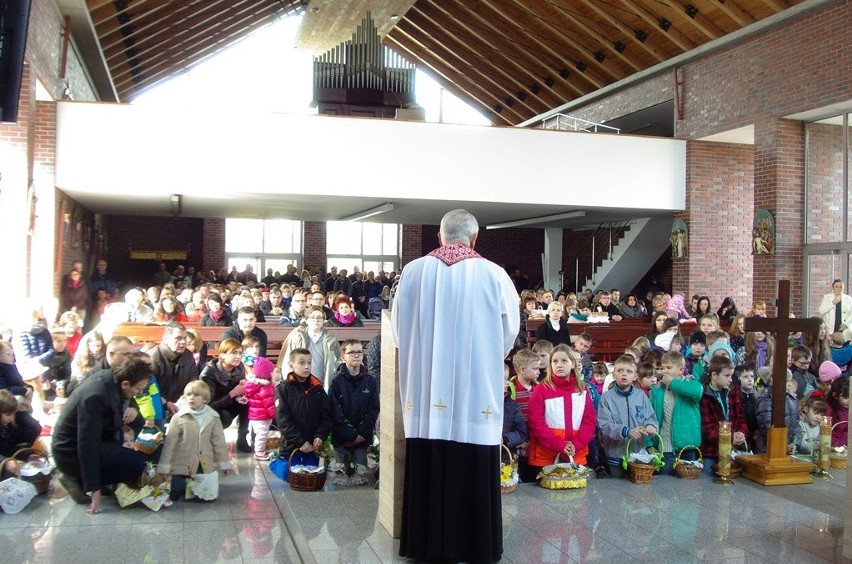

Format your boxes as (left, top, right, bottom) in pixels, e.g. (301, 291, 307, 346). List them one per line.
(2, 451, 850, 563)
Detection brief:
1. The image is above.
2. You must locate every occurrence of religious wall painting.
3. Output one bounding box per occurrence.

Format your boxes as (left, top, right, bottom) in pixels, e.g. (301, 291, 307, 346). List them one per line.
(671, 219, 688, 259)
(752, 209, 775, 255)
(71, 208, 82, 249)
(83, 215, 93, 251)
(61, 201, 71, 249)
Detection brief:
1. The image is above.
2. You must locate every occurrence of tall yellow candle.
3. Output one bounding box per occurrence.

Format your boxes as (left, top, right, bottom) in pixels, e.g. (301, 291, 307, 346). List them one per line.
(718, 421, 732, 476)
(819, 416, 832, 470)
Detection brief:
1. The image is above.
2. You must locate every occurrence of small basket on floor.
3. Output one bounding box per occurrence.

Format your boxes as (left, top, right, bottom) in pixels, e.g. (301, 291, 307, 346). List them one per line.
(500, 444, 518, 494)
(287, 450, 326, 492)
(538, 455, 590, 490)
(9, 447, 54, 495)
(830, 423, 847, 469)
(266, 427, 281, 452)
(673, 445, 703, 480)
(133, 426, 164, 456)
(623, 434, 664, 485)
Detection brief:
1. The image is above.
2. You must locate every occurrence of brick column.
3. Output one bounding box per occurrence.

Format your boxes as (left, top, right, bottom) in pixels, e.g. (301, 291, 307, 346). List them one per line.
(303, 220, 326, 273)
(202, 218, 226, 271)
(671, 141, 755, 310)
(400, 224, 422, 267)
(752, 117, 805, 315)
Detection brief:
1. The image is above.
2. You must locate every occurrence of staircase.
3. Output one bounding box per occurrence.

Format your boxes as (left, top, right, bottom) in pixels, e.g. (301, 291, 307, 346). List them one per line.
(573, 218, 672, 294)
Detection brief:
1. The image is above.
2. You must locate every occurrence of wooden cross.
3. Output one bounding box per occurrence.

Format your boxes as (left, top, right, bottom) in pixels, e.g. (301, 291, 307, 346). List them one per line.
(745, 281, 821, 440)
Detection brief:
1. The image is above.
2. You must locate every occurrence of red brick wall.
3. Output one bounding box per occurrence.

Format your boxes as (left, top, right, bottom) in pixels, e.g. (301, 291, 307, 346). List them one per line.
(675, 2, 852, 140)
(753, 117, 805, 316)
(302, 221, 326, 273)
(401, 224, 422, 267)
(675, 141, 755, 312)
(26, 0, 97, 101)
(106, 216, 204, 288)
(202, 218, 225, 272)
(420, 225, 544, 285)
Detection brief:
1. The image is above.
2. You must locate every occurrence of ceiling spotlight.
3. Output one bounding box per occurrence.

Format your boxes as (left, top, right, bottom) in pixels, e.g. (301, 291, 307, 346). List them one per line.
(530, 83, 540, 94)
(659, 18, 672, 31)
(685, 4, 698, 18)
(594, 51, 605, 63)
(635, 30, 647, 42)
(517, 92, 526, 102)
(575, 61, 587, 72)
(559, 68, 570, 79)
(614, 41, 626, 53)
(544, 76, 555, 87)
(494, 104, 503, 114)
(505, 97, 514, 107)
(390, 14, 399, 19)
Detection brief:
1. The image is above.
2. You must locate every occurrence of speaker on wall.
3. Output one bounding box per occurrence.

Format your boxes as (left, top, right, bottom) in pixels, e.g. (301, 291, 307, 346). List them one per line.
(0, 0, 33, 123)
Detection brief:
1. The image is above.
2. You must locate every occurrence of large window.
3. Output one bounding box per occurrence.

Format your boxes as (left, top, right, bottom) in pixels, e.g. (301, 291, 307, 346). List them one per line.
(804, 113, 851, 316)
(225, 218, 302, 277)
(326, 222, 399, 275)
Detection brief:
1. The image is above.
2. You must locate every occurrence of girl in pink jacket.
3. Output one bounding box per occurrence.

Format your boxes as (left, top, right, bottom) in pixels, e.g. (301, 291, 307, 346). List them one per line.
(243, 357, 277, 460)
(527, 344, 596, 471)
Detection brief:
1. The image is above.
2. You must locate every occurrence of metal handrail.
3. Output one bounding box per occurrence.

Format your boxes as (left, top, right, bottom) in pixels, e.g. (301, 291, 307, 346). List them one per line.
(572, 220, 632, 292)
(542, 114, 620, 134)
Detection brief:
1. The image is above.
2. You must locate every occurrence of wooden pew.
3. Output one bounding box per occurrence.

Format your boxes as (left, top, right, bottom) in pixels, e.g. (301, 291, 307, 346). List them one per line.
(526, 318, 653, 362)
(113, 322, 381, 364)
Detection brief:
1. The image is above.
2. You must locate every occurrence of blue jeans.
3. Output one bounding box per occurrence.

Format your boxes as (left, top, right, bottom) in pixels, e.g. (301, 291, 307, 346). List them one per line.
(334, 446, 368, 466)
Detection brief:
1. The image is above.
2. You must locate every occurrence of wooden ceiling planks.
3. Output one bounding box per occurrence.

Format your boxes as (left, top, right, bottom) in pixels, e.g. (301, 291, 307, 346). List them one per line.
(84, 0, 800, 120)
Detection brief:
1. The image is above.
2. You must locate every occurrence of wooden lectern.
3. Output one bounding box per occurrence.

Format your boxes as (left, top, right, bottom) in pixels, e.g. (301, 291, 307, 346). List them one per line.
(736, 280, 819, 485)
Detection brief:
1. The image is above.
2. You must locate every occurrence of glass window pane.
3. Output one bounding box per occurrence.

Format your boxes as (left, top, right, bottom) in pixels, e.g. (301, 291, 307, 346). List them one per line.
(807, 118, 845, 244)
(228, 257, 260, 277)
(383, 224, 398, 254)
(264, 220, 301, 253)
(807, 254, 841, 317)
(327, 222, 362, 255)
(226, 219, 263, 253)
(264, 259, 298, 278)
(327, 257, 361, 274)
(362, 223, 383, 255)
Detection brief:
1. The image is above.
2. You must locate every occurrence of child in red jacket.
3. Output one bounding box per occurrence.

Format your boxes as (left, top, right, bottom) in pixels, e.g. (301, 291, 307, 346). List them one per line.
(243, 357, 276, 461)
(527, 344, 596, 473)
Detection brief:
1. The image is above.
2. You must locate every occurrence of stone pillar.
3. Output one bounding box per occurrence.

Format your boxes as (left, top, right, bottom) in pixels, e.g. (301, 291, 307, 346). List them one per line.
(378, 310, 404, 538)
(543, 227, 563, 292)
(752, 117, 805, 315)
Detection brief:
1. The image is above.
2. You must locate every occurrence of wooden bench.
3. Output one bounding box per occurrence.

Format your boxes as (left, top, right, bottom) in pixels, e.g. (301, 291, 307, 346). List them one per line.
(113, 322, 381, 364)
(526, 318, 653, 362)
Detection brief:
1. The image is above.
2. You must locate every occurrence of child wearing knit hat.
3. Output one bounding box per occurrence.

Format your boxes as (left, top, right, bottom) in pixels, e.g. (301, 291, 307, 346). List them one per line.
(243, 357, 277, 461)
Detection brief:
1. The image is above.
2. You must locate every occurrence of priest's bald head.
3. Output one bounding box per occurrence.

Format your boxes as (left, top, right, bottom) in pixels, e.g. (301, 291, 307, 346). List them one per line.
(439, 209, 479, 248)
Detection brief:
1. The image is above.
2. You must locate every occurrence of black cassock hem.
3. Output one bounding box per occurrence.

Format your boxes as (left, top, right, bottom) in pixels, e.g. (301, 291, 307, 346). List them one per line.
(400, 438, 502, 563)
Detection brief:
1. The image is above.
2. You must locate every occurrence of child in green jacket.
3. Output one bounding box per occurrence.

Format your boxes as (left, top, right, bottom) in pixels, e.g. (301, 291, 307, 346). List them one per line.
(649, 350, 702, 474)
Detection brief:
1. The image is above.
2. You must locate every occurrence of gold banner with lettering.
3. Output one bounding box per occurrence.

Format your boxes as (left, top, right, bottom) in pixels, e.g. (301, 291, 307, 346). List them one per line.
(129, 250, 187, 260)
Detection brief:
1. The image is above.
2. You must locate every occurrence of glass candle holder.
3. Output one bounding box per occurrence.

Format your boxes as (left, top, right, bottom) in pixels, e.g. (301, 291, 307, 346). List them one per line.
(715, 421, 734, 485)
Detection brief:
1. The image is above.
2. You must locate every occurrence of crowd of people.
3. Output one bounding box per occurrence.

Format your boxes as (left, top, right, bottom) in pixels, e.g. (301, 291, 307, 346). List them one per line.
(504, 285, 851, 487)
(0, 241, 849, 553)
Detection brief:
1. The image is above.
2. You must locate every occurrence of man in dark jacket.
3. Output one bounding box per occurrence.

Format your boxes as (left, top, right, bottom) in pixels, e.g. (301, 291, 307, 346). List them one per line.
(52, 352, 151, 513)
(223, 307, 268, 357)
(149, 322, 198, 411)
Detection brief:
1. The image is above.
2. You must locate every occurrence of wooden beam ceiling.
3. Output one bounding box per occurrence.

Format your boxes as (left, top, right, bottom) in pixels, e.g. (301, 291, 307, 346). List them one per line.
(83, 0, 802, 123)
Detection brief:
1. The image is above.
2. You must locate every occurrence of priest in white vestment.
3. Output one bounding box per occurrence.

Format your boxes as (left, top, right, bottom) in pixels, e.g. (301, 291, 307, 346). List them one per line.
(392, 209, 519, 563)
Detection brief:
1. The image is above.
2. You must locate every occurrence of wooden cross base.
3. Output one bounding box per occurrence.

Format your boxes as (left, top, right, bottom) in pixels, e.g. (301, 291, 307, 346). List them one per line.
(737, 427, 815, 486)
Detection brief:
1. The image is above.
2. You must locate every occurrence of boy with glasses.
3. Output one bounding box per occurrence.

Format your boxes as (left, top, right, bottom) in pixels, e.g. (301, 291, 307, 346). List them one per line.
(329, 339, 379, 467)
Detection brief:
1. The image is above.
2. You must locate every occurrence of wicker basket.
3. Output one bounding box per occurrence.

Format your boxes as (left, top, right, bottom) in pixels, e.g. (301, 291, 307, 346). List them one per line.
(6, 447, 53, 495)
(674, 446, 703, 479)
(266, 427, 281, 451)
(500, 444, 518, 494)
(539, 455, 589, 490)
(829, 422, 848, 469)
(624, 434, 663, 485)
(288, 450, 326, 492)
(132, 426, 164, 456)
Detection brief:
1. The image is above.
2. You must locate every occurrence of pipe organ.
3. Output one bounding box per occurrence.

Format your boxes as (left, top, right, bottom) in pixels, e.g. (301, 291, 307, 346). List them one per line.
(312, 12, 416, 118)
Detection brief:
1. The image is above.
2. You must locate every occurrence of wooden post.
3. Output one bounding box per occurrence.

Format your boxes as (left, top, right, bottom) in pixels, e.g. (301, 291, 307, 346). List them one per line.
(378, 310, 405, 537)
(736, 280, 819, 485)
